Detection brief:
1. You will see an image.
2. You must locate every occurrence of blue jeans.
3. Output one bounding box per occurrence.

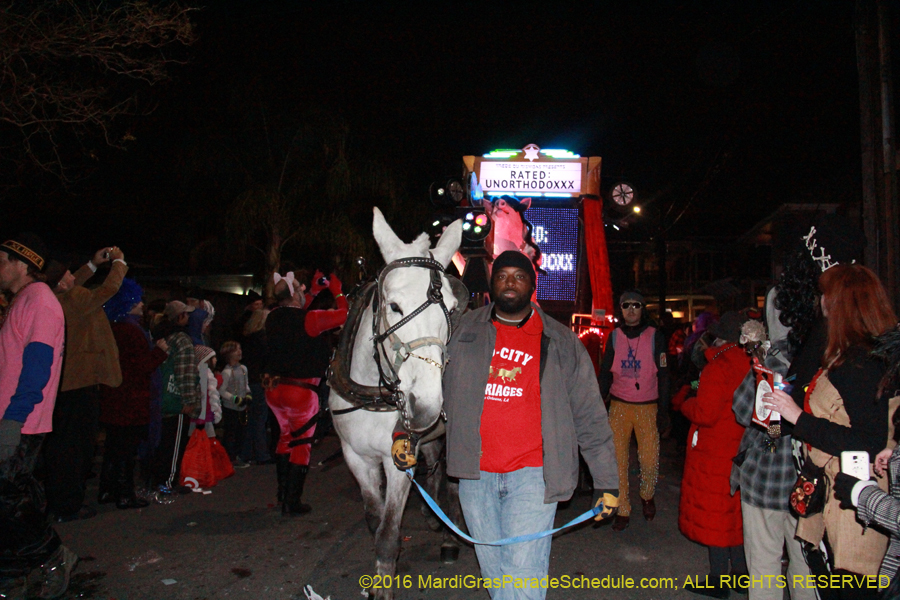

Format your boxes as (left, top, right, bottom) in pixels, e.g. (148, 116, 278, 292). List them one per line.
(459, 467, 558, 600)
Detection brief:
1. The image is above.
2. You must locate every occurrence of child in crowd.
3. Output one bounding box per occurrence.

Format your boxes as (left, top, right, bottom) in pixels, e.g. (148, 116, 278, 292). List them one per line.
(218, 341, 251, 468)
(180, 345, 234, 489)
(191, 345, 222, 436)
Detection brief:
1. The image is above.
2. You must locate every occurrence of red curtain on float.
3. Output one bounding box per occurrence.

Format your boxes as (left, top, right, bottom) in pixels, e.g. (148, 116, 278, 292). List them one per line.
(583, 164, 614, 327)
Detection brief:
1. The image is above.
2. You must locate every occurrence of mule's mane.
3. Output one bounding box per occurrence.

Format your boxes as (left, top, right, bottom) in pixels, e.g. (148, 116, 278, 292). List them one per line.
(409, 232, 431, 256)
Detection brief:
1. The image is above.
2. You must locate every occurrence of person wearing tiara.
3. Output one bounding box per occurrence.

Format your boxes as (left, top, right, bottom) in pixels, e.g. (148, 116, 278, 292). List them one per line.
(263, 271, 346, 515)
(598, 290, 669, 531)
(765, 264, 896, 599)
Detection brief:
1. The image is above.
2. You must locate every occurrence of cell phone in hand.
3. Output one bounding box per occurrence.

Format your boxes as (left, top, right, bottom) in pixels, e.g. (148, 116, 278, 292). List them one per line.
(841, 451, 870, 481)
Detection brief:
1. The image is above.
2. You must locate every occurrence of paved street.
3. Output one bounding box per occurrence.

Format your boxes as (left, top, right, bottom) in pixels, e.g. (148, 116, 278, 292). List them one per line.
(57, 433, 721, 600)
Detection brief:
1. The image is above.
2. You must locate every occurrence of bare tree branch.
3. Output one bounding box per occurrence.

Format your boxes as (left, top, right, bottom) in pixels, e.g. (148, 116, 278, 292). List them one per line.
(0, 0, 197, 181)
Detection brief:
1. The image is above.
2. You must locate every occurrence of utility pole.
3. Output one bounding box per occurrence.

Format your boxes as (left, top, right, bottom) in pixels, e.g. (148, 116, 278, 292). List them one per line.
(876, 0, 898, 307)
(856, 0, 899, 308)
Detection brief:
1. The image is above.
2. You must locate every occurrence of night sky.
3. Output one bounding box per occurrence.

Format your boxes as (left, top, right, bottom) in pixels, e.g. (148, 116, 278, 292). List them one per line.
(10, 1, 888, 270)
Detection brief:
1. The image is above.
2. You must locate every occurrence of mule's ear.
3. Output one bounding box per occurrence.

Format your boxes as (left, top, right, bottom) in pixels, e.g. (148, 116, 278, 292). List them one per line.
(373, 207, 404, 263)
(519, 197, 532, 210)
(432, 219, 462, 269)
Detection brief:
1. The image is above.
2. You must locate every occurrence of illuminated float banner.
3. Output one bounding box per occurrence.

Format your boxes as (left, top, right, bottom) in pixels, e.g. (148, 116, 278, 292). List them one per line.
(480, 161, 583, 195)
(525, 207, 579, 302)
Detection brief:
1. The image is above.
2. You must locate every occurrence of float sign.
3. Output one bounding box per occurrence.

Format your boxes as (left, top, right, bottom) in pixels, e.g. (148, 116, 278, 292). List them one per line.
(480, 161, 583, 196)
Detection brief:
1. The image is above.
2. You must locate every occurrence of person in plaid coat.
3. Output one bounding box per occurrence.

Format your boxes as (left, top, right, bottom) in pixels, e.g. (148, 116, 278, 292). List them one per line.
(730, 289, 815, 600)
(836, 444, 900, 588)
(148, 301, 201, 492)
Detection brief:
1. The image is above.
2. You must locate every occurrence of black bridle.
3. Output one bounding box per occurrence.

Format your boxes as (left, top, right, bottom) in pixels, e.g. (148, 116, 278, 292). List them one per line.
(371, 255, 455, 396)
(327, 254, 468, 433)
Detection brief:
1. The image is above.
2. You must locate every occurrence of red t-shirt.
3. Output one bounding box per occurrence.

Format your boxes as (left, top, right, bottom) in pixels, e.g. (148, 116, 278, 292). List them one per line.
(479, 311, 543, 473)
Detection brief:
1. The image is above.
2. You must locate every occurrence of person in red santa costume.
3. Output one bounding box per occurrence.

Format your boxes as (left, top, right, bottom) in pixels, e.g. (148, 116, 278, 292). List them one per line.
(263, 271, 346, 515)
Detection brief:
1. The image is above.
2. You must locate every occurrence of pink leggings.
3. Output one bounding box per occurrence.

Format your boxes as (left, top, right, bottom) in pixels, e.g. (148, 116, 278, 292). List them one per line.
(265, 379, 319, 466)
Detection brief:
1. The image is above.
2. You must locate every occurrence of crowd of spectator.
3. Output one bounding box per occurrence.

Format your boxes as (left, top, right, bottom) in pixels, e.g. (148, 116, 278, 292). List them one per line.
(0, 233, 345, 598)
(1, 213, 900, 600)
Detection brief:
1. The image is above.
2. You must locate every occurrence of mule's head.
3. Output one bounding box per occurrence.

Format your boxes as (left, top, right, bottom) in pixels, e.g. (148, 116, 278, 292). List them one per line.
(372, 207, 463, 431)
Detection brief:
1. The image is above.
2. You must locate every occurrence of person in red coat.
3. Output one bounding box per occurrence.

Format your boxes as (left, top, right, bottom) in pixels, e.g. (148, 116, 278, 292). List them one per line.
(678, 311, 752, 598)
(99, 279, 169, 509)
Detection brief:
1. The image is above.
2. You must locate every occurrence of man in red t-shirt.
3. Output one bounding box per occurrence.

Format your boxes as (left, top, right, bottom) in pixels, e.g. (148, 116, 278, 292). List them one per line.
(444, 251, 619, 600)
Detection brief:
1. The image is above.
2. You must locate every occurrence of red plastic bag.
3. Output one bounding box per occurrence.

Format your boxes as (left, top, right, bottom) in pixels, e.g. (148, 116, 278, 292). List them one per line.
(209, 437, 234, 483)
(180, 429, 216, 489)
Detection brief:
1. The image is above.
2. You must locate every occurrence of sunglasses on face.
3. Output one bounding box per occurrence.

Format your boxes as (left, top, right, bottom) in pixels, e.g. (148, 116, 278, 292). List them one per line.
(621, 302, 643, 310)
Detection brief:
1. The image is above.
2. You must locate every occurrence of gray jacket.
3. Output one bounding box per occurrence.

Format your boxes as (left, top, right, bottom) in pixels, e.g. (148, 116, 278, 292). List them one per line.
(444, 303, 617, 503)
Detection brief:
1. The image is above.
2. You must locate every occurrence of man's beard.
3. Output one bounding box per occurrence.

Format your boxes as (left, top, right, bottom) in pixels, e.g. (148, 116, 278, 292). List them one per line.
(494, 292, 532, 315)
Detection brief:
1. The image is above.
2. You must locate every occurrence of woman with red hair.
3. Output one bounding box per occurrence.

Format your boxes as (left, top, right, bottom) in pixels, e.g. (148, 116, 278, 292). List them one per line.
(765, 264, 898, 599)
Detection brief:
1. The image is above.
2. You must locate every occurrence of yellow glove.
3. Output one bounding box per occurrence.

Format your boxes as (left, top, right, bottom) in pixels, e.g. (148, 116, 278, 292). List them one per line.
(593, 490, 619, 521)
(391, 433, 416, 471)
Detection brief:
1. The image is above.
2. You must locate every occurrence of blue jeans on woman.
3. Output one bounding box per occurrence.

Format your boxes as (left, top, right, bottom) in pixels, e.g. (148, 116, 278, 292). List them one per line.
(458, 467, 558, 600)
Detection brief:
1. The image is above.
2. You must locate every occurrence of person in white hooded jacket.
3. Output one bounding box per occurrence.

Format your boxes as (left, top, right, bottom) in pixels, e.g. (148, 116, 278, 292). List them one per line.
(191, 345, 222, 437)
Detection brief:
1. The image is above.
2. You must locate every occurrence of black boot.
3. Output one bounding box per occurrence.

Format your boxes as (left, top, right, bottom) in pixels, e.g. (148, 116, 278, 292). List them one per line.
(276, 454, 290, 503)
(97, 456, 116, 504)
(116, 456, 149, 510)
(283, 463, 311, 516)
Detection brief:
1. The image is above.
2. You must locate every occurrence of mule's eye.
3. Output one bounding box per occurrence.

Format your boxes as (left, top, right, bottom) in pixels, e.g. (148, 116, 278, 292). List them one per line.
(389, 302, 403, 315)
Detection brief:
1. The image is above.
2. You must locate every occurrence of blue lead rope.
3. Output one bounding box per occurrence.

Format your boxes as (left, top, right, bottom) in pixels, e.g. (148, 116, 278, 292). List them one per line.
(406, 469, 602, 546)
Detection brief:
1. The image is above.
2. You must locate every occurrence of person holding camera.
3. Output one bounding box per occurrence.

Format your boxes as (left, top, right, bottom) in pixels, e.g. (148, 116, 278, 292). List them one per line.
(44, 246, 127, 522)
(834, 441, 900, 593)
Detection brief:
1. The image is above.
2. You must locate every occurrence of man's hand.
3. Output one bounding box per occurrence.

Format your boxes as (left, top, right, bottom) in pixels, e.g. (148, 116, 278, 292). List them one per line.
(391, 432, 416, 471)
(92, 247, 112, 265)
(0, 419, 23, 462)
(108, 246, 124, 262)
(156, 338, 169, 353)
(593, 489, 619, 521)
(833, 473, 861, 509)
